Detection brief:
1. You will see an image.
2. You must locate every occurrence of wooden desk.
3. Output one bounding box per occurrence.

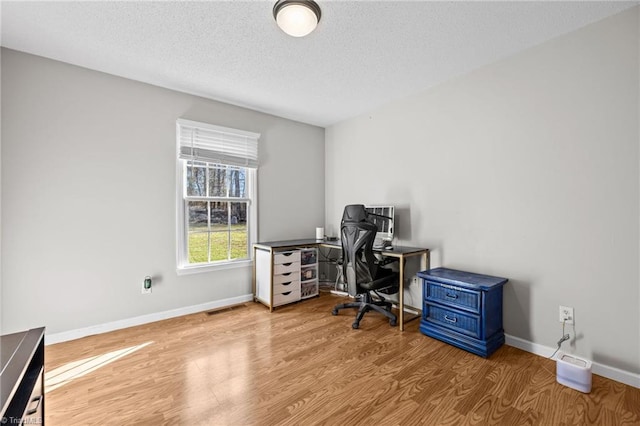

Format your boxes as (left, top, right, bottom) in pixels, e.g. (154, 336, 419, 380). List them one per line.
(253, 239, 430, 331)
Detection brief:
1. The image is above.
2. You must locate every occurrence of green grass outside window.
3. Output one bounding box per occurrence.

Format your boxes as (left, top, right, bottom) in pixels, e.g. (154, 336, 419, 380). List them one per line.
(188, 224, 248, 263)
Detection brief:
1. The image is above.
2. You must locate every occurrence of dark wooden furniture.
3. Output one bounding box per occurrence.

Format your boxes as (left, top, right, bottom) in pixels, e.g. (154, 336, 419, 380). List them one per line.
(1, 327, 45, 425)
(418, 268, 507, 357)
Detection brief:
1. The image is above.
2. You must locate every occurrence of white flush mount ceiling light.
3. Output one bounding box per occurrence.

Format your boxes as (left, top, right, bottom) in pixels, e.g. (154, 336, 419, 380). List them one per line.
(273, 0, 321, 37)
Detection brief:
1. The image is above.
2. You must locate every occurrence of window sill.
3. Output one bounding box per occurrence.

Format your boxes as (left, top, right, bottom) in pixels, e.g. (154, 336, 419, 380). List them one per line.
(176, 259, 252, 276)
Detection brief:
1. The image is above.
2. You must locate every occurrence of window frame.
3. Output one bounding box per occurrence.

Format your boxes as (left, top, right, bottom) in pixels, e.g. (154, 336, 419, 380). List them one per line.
(175, 123, 258, 275)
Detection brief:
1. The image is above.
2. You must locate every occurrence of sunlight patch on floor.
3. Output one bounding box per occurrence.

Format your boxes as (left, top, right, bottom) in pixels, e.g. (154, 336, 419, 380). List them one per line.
(45, 341, 153, 393)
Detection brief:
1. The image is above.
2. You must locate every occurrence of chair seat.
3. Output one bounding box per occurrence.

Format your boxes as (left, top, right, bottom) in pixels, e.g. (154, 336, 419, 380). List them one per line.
(358, 268, 398, 292)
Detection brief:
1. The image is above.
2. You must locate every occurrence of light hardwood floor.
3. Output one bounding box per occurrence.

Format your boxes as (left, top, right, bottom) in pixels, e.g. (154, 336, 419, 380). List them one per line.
(45, 293, 640, 425)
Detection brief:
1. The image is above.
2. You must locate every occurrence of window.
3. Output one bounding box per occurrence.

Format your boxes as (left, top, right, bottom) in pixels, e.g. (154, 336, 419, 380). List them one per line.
(176, 119, 259, 273)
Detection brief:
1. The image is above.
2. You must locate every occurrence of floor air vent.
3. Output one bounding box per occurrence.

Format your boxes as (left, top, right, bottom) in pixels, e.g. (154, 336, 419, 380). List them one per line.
(206, 304, 248, 315)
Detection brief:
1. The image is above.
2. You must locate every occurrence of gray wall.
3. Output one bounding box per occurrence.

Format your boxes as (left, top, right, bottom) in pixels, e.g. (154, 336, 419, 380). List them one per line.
(326, 8, 639, 373)
(1, 48, 324, 335)
(0, 47, 2, 331)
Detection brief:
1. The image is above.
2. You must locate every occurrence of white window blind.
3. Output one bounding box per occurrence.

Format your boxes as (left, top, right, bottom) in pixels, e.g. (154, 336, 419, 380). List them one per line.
(177, 119, 260, 168)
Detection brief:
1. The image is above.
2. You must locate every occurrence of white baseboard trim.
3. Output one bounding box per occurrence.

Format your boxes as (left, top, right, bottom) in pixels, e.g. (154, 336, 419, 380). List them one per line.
(45, 294, 254, 345)
(505, 334, 640, 389)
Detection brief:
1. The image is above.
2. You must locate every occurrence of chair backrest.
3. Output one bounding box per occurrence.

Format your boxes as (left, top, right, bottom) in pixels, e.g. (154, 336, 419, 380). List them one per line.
(340, 204, 379, 297)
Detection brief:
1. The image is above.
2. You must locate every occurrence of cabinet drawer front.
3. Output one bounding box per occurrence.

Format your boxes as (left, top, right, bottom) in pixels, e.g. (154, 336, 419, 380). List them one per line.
(274, 280, 300, 294)
(300, 249, 317, 265)
(274, 251, 301, 265)
(425, 304, 480, 338)
(301, 265, 317, 282)
(273, 272, 297, 285)
(301, 281, 318, 298)
(274, 261, 300, 275)
(426, 281, 480, 313)
(273, 289, 301, 306)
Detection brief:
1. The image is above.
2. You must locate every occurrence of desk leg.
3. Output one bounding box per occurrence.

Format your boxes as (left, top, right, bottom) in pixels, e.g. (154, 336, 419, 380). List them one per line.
(253, 246, 275, 312)
(252, 245, 257, 301)
(269, 250, 274, 312)
(398, 251, 429, 332)
(399, 256, 405, 331)
(421, 251, 429, 272)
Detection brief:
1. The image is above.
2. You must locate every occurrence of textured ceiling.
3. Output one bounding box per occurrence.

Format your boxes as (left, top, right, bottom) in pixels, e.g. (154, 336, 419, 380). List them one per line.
(1, 1, 637, 127)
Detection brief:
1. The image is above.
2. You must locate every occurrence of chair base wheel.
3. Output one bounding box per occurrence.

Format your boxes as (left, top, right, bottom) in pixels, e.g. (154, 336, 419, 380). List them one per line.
(389, 319, 397, 327)
(331, 309, 338, 316)
(352, 322, 360, 329)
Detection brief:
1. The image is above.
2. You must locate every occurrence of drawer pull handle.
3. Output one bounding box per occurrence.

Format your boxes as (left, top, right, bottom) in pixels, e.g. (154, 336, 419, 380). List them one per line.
(444, 315, 457, 323)
(282, 291, 292, 296)
(282, 272, 292, 277)
(282, 262, 292, 266)
(281, 281, 292, 286)
(445, 293, 458, 299)
(282, 253, 293, 257)
(26, 395, 42, 415)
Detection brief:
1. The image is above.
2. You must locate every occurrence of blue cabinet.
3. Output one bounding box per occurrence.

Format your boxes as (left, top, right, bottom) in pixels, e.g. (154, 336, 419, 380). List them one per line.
(418, 268, 507, 358)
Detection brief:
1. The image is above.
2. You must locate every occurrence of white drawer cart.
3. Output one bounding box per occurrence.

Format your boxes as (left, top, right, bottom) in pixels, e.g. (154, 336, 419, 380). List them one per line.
(254, 240, 319, 311)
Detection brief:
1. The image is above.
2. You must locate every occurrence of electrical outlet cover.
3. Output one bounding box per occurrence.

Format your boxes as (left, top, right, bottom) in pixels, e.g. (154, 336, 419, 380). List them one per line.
(559, 305, 574, 324)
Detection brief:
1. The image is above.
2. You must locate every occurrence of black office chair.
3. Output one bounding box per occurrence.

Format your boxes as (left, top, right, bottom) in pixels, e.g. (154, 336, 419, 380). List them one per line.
(331, 204, 399, 329)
